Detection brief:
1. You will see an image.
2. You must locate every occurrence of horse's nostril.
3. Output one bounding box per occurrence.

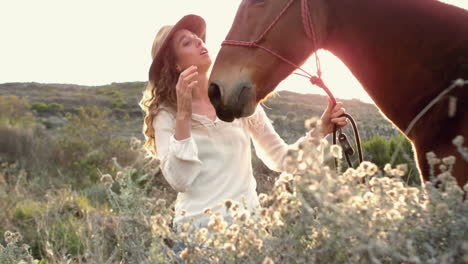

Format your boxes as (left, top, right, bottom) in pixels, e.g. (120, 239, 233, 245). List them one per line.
(208, 82, 221, 107)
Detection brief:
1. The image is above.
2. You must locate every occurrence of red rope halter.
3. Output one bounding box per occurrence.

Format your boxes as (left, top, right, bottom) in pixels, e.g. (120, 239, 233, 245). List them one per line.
(222, 0, 334, 105)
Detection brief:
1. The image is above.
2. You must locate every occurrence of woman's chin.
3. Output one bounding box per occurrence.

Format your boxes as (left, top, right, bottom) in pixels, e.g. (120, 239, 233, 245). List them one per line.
(197, 60, 212, 72)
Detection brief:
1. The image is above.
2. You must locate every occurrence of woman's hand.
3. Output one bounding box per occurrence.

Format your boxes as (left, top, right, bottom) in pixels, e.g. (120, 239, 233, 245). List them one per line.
(320, 98, 348, 136)
(175, 65, 198, 120)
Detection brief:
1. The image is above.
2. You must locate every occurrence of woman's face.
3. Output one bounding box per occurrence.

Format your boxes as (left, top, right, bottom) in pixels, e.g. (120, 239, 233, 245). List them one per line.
(171, 29, 211, 72)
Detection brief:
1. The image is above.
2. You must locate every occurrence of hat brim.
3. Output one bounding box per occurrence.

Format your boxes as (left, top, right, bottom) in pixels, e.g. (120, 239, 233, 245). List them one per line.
(149, 14, 206, 82)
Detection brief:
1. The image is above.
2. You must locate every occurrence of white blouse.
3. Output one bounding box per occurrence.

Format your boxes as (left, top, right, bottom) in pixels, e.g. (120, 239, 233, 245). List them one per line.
(153, 104, 313, 230)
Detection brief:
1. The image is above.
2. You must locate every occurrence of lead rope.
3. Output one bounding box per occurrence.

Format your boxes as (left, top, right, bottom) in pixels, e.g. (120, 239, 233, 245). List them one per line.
(301, 0, 363, 169)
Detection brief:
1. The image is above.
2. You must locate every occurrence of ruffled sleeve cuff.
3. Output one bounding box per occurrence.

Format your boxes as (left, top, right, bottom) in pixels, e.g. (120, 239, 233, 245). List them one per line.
(169, 135, 201, 162)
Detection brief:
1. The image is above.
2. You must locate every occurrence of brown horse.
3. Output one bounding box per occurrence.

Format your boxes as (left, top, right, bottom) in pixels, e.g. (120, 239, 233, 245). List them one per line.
(208, 0, 468, 186)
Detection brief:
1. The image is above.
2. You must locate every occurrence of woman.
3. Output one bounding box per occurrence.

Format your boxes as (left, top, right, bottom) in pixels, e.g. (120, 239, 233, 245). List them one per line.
(140, 15, 347, 232)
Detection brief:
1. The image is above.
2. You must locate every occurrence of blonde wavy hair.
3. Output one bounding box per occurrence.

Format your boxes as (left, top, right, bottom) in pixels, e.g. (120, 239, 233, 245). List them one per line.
(139, 44, 179, 157)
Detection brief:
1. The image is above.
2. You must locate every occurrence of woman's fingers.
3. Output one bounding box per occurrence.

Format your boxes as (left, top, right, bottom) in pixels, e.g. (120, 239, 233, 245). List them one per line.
(187, 80, 198, 90)
(331, 108, 346, 118)
(177, 65, 198, 93)
(331, 116, 348, 127)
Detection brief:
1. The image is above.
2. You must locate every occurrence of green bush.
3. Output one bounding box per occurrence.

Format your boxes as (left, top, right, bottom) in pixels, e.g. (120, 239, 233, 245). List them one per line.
(31, 102, 64, 114)
(363, 134, 420, 185)
(0, 96, 34, 126)
(55, 106, 135, 188)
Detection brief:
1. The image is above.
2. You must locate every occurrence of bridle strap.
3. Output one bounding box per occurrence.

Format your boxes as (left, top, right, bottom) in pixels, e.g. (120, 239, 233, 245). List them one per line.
(222, 0, 329, 102)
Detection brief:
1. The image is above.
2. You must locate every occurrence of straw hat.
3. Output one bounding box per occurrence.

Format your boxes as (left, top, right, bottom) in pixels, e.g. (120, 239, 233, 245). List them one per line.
(148, 14, 206, 82)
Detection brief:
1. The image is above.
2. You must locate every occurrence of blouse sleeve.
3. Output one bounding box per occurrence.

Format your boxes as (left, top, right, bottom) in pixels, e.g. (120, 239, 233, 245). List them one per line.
(246, 105, 322, 172)
(153, 109, 202, 193)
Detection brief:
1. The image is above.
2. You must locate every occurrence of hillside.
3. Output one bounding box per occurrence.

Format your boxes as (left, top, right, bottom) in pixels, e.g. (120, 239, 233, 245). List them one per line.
(0, 81, 400, 142)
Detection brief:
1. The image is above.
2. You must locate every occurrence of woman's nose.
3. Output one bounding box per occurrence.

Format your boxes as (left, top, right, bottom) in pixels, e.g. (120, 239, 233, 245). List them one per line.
(195, 37, 202, 47)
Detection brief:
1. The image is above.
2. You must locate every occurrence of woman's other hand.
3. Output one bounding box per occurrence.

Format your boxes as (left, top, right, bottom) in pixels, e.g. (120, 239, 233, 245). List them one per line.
(320, 98, 348, 136)
(176, 65, 198, 120)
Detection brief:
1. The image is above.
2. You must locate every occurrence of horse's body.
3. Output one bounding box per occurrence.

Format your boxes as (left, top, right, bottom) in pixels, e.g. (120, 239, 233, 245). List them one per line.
(208, 0, 468, 186)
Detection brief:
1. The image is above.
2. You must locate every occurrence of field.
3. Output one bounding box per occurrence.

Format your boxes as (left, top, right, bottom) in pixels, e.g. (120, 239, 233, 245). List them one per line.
(0, 82, 466, 263)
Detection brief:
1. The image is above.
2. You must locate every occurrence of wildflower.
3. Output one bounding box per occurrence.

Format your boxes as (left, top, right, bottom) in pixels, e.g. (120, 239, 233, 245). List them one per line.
(115, 171, 125, 185)
(343, 168, 357, 179)
(330, 144, 342, 159)
(383, 163, 393, 174)
(224, 199, 233, 210)
(259, 193, 268, 203)
(254, 238, 264, 249)
(369, 177, 379, 186)
(277, 191, 289, 204)
(181, 223, 191, 232)
(100, 174, 113, 188)
(195, 228, 208, 242)
(231, 202, 240, 212)
(360, 161, 378, 176)
(454, 78, 465, 87)
(363, 191, 375, 203)
(239, 213, 248, 222)
(442, 155, 456, 165)
(45, 241, 54, 257)
(298, 162, 307, 170)
(396, 164, 408, 176)
(426, 151, 441, 166)
(22, 243, 30, 251)
(439, 164, 447, 172)
(386, 209, 402, 220)
(426, 151, 436, 160)
(247, 230, 257, 240)
(4, 231, 22, 245)
(208, 213, 227, 233)
(130, 136, 142, 150)
(263, 257, 274, 264)
(452, 135, 464, 146)
(226, 224, 240, 240)
(437, 172, 451, 182)
(305, 117, 320, 130)
(223, 242, 236, 252)
(203, 208, 212, 216)
(179, 248, 190, 260)
(151, 214, 166, 226)
(337, 186, 351, 199)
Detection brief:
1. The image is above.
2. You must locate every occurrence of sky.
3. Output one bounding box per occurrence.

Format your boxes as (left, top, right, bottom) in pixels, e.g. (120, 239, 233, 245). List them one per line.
(0, 0, 466, 104)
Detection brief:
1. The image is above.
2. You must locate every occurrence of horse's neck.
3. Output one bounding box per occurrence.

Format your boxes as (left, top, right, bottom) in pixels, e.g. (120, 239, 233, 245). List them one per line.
(321, 0, 468, 133)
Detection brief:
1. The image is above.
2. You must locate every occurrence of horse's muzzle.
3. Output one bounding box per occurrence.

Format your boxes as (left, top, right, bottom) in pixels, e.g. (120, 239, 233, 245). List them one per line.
(208, 81, 253, 122)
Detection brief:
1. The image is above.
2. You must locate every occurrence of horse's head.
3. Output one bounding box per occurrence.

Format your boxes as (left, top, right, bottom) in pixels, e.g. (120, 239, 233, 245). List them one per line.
(209, 0, 327, 121)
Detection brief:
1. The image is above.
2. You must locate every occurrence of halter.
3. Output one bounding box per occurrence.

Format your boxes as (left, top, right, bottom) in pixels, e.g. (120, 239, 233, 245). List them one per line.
(222, 0, 364, 168)
(222, 0, 330, 101)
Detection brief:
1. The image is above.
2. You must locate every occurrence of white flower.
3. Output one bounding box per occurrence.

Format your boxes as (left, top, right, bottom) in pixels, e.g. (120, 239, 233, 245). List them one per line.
(442, 156, 456, 165)
(452, 135, 464, 146)
(330, 144, 342, 159)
